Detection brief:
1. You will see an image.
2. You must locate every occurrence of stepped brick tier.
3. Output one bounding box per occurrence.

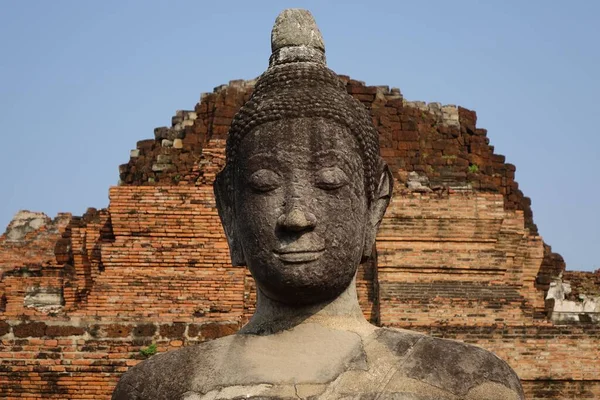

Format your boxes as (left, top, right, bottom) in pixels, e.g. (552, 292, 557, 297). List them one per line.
(1, 77, 599, 399)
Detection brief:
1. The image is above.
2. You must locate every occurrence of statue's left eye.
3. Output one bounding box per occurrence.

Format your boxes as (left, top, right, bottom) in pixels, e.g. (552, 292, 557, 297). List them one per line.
(314, 167, 349, 190)
(248, 169, 282, 192)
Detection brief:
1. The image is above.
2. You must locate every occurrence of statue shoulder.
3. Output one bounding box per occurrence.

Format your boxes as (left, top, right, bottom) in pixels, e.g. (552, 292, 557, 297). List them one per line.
(112, 336, 235, 400)
(375, 328, 524, 400)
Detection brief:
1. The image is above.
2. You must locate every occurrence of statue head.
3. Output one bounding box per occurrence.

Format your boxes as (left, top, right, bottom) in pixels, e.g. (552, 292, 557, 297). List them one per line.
(214, 9, 393, 306)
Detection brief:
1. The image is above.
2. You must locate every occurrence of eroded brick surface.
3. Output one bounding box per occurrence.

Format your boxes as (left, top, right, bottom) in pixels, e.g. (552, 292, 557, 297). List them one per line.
(0, 77, 598, 399)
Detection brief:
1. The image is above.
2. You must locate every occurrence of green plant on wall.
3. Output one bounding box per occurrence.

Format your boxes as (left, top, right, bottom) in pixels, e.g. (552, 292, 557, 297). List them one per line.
(140, 343, 158, 358)
(468, 164, 479, 173)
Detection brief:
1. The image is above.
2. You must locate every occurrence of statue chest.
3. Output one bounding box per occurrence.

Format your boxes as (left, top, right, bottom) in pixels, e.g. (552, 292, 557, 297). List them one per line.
(180, 330, 456, 399)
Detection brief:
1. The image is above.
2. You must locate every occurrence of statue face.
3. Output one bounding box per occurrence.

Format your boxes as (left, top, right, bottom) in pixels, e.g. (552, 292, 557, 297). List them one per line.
(234, 117, 368, 305)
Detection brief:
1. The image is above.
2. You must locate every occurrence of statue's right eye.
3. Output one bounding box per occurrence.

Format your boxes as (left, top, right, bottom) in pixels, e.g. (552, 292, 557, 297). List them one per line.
(248, 169, 282, 192)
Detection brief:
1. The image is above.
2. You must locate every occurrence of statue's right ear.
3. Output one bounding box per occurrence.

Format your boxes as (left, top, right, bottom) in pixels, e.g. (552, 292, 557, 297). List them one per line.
(214, 170, 246, 266)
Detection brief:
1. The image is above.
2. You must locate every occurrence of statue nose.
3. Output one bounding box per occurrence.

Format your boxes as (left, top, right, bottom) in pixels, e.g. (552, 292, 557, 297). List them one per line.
(278, 207, 317, 232)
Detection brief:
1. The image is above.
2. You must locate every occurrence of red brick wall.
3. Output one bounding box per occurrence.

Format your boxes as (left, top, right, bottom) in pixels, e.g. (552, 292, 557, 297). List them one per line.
(1, 77, 597, 399)
(522, 380, 600, 400)
(119, 77, 538, 234)
(377, 191, 545, 327)
(563, 270, 600, 299)
(0, 213, 70, 273)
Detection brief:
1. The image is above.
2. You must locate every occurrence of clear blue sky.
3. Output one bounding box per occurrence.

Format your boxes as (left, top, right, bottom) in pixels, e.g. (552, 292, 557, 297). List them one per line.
(1, 1, 598, 271)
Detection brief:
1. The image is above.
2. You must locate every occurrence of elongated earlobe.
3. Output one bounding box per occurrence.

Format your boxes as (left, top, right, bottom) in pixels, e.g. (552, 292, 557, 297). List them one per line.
(214, 171, 246, 266)
(362, 162, 393, 260)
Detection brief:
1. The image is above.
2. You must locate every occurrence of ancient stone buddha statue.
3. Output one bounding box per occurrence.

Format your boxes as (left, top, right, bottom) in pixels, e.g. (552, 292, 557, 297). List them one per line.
(113, 9, 524, 400)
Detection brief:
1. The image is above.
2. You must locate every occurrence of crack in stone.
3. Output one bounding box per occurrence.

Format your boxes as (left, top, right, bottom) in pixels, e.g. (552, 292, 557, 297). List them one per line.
(372, 336, 426, 400)
(293, 384, 301, 399)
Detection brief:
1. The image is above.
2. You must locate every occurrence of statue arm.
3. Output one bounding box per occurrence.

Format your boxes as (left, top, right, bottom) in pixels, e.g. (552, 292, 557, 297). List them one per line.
(397, 335, 525, 400)
(463, 352, 525, 400)
(111, 367, 144, 400)
(465, 376, 525, 400)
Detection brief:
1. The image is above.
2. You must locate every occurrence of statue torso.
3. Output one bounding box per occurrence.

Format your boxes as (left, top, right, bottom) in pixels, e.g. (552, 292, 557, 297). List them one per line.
(112, 325, 523, 400)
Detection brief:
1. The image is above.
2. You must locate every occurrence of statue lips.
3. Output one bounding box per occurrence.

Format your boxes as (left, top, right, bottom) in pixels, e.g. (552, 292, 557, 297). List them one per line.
(274, 248, 325, 263)
(273, 236, 326, 264)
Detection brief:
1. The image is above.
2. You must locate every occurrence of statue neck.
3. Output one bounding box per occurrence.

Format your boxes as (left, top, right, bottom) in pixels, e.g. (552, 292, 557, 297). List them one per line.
(240, 275, 375, 337)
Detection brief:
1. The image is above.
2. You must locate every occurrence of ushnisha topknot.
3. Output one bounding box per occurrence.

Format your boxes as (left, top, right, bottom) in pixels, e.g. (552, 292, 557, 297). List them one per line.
(219, 9, 382, 203)
(270, 8, 326, 66)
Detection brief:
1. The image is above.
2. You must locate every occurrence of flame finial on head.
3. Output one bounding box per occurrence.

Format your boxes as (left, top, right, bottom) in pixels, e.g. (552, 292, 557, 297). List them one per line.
(269, 9, 326, 67)
(271, 9, 324, 52)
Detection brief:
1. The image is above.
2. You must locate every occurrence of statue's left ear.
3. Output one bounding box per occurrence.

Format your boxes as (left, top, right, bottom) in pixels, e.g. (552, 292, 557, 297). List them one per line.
(214, 169, 246, 266)
(362, 161, 393, 260)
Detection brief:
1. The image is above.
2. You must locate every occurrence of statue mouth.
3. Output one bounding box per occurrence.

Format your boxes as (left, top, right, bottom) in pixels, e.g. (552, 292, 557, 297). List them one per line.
(273, 248, 325, 263)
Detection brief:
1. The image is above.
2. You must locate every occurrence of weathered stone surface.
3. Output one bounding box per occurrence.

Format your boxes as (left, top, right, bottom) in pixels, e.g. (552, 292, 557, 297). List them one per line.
(133, 324, 156, 337)
(3, 210, 50, 242)
(271, 8, 324, 52)
(113, 9, 524, 400)
(44, 325, 85, 337)
(199, 322, 237, 340)
(159, 323, 186, 338)
(0, 320, 10, 336)
(156, 154, 171, 164)
(103, 324, 133, 338)
(113, 326, 522, 399)
(23, 286, 63, 311)
(406, 171, 432, 192)
(546, 278, 600, 323)
(151, 163, 173, 172)
(13, 322, 47, 337)
(154, 127, 169, 140)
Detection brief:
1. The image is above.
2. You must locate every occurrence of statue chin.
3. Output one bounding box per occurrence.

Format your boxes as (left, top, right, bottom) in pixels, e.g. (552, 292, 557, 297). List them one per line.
(251, 261, 360, 306)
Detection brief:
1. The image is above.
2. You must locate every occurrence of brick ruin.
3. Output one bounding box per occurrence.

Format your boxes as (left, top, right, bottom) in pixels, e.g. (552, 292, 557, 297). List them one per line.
(1, 76, 599, 399)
